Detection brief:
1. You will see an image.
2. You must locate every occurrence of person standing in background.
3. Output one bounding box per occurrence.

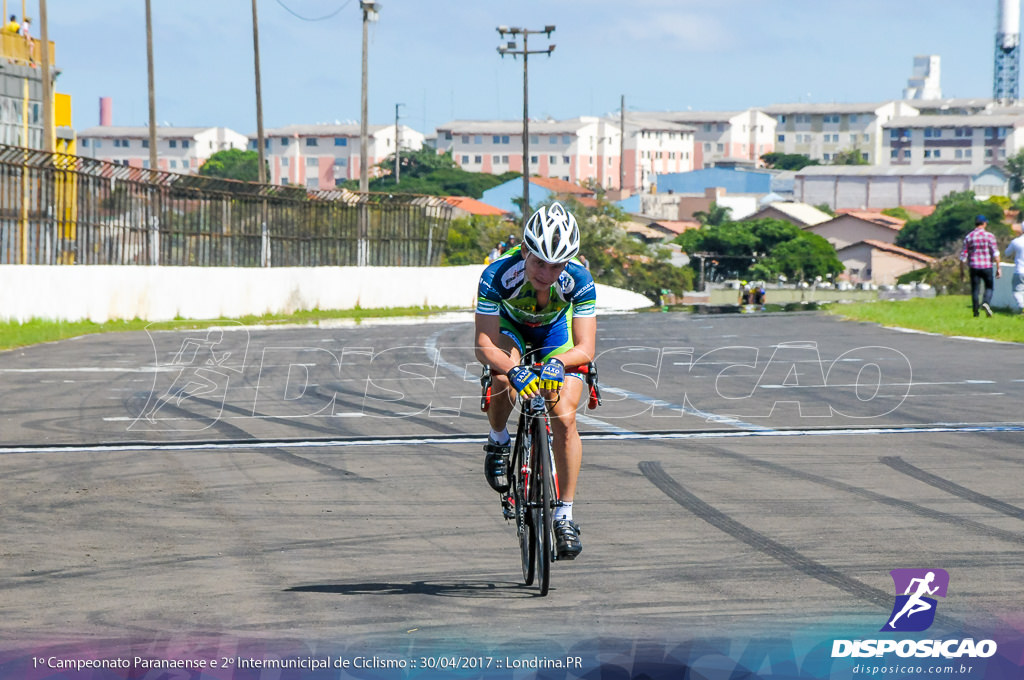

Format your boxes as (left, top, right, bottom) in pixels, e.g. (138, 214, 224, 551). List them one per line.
(960, 215, 1001, 317)
(1004, 229, 1024, 314)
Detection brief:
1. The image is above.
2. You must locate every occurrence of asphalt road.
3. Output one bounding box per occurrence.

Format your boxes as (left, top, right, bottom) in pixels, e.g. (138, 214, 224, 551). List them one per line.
(1, 310, 1022, 667)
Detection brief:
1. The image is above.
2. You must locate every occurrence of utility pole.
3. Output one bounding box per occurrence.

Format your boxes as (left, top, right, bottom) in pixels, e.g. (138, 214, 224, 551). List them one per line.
(497, 25, 554, 226)
(359, 0, 379, 193)
(251, 0, 266, 184)
(358, 1, 380, 266)
(144, 0, 157, 172)
(619, 94, 625, 193)
(39, 0, 52, 151)
(394, 102, 403, 184)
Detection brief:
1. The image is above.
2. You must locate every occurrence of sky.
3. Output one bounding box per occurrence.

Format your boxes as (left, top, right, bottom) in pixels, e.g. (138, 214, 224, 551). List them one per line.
(42, 0, 1006, 136)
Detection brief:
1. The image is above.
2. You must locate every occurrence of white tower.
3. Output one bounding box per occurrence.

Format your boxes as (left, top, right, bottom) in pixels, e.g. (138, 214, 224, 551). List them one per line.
(904, 55, 942, 100)
(994, 0, 1021, 102)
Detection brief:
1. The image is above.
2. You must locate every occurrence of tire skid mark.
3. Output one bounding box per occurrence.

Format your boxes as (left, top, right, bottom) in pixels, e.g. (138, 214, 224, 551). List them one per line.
(708, 447, 1024, 546)
(881, 456, 1024, 520)
(639, 461, 966, 632)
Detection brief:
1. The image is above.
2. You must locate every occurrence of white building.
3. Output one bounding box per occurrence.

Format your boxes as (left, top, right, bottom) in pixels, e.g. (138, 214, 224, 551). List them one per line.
(78, 126, 249, 173)
(620, 116, 695, 192)
(881, 111, 1024, 166)
(633, 109, 776, 168)
(254, 123, 424, 189)
(761, 101, 921, 165)
(435, 117, 622, 188)
(795, 164, 1010, 210)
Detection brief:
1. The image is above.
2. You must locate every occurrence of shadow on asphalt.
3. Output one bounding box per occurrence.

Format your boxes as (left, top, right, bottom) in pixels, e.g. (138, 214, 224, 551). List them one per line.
(286, 581, 543, 598)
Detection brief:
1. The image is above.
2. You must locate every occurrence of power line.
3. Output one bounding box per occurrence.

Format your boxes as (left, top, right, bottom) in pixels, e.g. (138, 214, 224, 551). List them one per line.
(274, 0, 352, 21)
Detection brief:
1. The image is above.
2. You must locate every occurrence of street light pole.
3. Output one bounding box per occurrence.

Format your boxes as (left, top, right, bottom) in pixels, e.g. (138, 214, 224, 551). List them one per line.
(497, 25, 554, 226)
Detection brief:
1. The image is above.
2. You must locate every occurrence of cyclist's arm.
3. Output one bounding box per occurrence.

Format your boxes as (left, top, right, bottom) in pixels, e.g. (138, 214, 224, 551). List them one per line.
(549, 315, 596, 370)
(475, 313, 518, 375)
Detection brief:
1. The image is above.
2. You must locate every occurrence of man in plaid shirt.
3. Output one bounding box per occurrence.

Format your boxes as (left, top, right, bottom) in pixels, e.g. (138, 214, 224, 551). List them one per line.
(960, 214, 1001, 317)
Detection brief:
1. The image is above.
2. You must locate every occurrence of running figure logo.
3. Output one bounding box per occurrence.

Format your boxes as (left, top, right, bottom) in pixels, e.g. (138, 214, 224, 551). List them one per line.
(881, 568, 949, 632)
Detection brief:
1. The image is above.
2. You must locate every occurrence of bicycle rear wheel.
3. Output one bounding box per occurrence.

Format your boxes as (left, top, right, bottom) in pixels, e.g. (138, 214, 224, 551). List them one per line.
(531, 415, 553, 596)
(512, 428, 535, 586)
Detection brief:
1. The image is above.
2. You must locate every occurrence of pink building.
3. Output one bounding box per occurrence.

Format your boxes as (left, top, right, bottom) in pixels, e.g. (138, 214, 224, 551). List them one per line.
(256, 123, 424, 189)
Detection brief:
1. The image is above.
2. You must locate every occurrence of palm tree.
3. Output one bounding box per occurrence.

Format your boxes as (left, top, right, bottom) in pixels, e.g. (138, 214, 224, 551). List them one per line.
(693, 202, 732, 226)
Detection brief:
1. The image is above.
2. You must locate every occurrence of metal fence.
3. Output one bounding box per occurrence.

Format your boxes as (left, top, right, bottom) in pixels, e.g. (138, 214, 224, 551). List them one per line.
(0, 145, 453, 266)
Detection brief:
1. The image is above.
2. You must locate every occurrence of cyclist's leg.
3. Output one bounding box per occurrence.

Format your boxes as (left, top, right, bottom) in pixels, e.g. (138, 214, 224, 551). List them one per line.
(548, 376, 584, 503)
(483, 325, 522, 493)
(537, 319, 584, 558)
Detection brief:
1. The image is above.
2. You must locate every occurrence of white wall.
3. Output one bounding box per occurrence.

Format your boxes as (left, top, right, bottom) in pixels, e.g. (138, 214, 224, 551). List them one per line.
(0, 265, 653, 323)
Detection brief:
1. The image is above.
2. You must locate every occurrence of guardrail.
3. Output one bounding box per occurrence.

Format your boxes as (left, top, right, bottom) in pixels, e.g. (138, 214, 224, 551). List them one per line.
(0, 145, 453, 266)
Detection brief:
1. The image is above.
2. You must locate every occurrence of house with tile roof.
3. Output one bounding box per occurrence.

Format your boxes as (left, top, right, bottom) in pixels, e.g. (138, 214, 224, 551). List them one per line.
(805, 211, 906, 250)
(442, 196, 509, 218)
(745, 201, 832, 227)
(836, 239, 934, 284)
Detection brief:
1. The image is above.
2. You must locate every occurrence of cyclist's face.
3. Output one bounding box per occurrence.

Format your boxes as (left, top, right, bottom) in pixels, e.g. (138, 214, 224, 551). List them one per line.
(524, 251, 566, 288)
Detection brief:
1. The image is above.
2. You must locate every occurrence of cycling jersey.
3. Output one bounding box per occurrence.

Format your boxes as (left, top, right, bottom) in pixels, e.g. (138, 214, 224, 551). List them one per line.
(477, 246, 596, 362)
(477, 246, 596, 323)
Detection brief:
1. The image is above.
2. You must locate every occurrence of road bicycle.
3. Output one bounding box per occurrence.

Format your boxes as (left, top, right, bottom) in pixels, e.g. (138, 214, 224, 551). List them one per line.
(480, 358, 601, 595)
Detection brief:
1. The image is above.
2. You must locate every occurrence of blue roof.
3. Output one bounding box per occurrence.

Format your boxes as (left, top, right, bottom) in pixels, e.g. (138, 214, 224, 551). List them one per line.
(615, 194, 641, 213)
(655, 168, 772, 195)
(480, 179, 553, 216)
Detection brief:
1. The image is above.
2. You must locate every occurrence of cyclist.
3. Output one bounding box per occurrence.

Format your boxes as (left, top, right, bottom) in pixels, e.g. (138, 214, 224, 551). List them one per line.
(474, 201, 596, 560)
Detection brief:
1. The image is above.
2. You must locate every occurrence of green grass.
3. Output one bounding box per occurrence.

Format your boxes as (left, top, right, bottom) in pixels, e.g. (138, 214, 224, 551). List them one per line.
(827, 296, 1024, 343)
(0, 306, 460, 351)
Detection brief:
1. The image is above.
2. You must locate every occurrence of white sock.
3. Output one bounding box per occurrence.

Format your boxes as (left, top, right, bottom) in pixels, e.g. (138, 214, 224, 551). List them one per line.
(489, 428, 510, 445)
(554, 501, 573, 522)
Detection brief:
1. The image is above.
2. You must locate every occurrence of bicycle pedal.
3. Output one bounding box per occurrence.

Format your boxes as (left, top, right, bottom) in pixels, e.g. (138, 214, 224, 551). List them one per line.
(500, 495, 515, 520)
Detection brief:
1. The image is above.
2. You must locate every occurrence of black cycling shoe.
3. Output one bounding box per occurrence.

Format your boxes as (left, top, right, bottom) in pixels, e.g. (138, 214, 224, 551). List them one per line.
(554, 519, 582, 560)
(484, 438, 511, 493)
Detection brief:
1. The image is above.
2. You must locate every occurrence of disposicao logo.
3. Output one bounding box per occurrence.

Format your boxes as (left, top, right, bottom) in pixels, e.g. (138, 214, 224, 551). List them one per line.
(831, 568, 998, 660)
(881, 568, 949, 632)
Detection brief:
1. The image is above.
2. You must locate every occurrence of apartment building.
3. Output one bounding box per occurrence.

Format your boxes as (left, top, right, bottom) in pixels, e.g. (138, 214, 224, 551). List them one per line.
(78, 126, 249, 172)
(633, 110, 775, 169)
(621, 116, 695, 193)
(254, 123, 424, 189)
(882, 112, 1024, 166)
(762, 101, 920, 165)
(435, 117, 624, 188)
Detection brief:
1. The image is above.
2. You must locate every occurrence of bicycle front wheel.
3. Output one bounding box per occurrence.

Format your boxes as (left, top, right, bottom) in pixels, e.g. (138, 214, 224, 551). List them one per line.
(531, 414, 553, 596)
(512, 429, 535, 586)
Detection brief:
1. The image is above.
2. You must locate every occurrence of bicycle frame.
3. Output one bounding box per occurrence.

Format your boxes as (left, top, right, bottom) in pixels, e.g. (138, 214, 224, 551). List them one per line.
(480, 359, 600, 595)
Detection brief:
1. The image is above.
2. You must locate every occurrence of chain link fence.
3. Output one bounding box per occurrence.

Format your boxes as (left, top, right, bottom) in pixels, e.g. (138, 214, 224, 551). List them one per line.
(0, 145, 453, 266)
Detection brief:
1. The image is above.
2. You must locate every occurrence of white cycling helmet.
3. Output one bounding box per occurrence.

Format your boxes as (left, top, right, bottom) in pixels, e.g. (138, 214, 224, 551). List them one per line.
(522, 201, 580, 264)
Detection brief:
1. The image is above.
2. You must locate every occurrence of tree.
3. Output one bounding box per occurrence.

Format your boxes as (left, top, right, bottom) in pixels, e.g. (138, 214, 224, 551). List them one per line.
(831, 148, 868, 165)
(693, 202, 732, 226)
(198, 149, 267, 182)
(674, 218, 843, 283)
(760, 152, 819, 171)
(895, 191, 1012, 256)
(345, 148, 518, 198)
(1006, 149, 1024, 192)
